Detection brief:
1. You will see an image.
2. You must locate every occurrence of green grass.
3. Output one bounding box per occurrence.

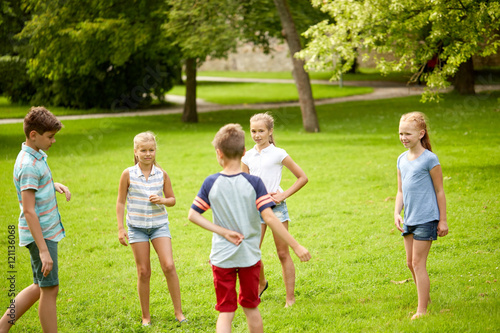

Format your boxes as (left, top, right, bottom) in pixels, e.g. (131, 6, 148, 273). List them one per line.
(168, 82, 373, 104)
(0, 91, 499, 332)
(198, 68, 412, 82)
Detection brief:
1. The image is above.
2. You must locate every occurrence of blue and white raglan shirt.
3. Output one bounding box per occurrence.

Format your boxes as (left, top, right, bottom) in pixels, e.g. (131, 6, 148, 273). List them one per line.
(398, 149, 440, 226)
(191, 173, 275, 268)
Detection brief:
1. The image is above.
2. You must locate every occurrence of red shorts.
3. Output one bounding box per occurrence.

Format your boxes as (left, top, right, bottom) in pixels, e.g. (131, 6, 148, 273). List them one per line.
(212, 260, 262, 312)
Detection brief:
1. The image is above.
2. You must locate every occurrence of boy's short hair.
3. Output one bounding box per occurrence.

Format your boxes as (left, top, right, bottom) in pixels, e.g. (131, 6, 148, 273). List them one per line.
(212, 124, 245, 159)
(24, 106, 62, 138)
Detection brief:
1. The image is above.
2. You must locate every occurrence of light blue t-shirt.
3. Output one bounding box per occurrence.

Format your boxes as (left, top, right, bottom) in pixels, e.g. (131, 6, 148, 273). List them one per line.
(397, 149, 440, 226)
(191, 172, 275, 268)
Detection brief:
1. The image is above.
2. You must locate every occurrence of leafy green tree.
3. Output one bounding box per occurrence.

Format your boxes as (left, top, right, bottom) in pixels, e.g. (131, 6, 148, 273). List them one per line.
(0, 0, 34, 101)
(12, 0, 180, 109)
(299, 0, 500, 100)
(164, 0, 242, 122)
(166, 0, 325, 130)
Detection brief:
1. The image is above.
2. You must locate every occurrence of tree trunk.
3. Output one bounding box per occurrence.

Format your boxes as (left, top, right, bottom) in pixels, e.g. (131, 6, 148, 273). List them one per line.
(182, 57, 198, 123)
(454, 57, 475, 95)
(273, 0, 320, 133)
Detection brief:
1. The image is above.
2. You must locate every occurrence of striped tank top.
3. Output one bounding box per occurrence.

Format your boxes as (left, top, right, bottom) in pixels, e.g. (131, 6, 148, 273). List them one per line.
(126, 164, 169, 228)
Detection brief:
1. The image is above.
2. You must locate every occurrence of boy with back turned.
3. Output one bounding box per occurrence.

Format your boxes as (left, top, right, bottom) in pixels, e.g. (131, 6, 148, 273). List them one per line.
(188, 123, 311, 333)
(0, 107, 71, 333)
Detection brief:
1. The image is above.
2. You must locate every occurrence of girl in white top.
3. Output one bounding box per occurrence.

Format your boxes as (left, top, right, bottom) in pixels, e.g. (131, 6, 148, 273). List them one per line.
(242, 112, 308, 307)
(394, 112, 448, 320)
(116, 132, 186, 325)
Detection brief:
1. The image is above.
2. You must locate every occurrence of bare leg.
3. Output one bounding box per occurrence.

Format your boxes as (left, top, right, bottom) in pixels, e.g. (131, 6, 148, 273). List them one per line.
(242, 307, 263, 333)
(216, 312, 235, 333)
(271, 221, 295, 307)
(258, 224, 268, 295)
(39, 285, 59, 333)
(130, 242, 152, 325)
(151, 237, 185, 322)
(411, 240, 432, 319)
(0, 283, 40, 332)
(403, 235, 417, 286)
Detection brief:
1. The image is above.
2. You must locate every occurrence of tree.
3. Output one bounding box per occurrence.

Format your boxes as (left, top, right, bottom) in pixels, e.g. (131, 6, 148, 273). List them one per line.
(165, 0, 241, 122)
(274, 0, 319, 132)
(299, 0, 500, 101)
(12, 0, 180, 109)
(165, 0, 325, 129)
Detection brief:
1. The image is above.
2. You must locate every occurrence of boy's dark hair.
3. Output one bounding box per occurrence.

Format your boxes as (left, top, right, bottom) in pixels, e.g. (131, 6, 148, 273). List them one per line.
(24, 106, 62, 138)
(212, 124, 245, 159)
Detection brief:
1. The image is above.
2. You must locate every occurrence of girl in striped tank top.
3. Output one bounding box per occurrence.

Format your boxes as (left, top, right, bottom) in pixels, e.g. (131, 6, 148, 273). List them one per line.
(116, 132, 186, 326)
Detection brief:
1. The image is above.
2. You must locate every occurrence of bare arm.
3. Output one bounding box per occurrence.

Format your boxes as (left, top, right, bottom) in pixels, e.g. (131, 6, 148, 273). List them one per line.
(271, 155, 308, 203)
(241, 162, 249, 174)
(116, 169, 129, 246)
(394, 169, 404, 232)
(22, 190, 53, 277)
(150, 170, 176, 207)
(430, 165, 448, 237)
(188, 208, 244, 246)
(261, 208, 311, 262)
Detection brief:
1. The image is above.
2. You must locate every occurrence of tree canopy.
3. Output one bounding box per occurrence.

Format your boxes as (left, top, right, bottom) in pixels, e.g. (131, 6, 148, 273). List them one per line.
(5, 0, 180, 109)
(299, 0, 500, 100)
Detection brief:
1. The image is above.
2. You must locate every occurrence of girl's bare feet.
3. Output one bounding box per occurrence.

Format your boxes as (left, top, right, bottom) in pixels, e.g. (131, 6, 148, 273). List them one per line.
(411, 312, 427, 320)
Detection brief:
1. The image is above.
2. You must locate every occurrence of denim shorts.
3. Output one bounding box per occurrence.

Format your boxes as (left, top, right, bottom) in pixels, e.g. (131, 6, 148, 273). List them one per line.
(260, 201, 291, 225)
(127, 224, 171, 243)
(402, 220, 438, 241)
(27, 240, 59, 287)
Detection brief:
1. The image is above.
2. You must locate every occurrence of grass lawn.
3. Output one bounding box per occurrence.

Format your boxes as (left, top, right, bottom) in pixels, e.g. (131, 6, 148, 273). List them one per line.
(168, 82, 373, 105)
(0, 92, 499, 332)
(198, 67, 500, 84)
(198, 68, 413, 82)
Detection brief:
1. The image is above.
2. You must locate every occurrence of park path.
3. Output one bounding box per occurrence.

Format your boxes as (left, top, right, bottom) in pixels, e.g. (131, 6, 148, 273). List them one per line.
(1, 77, 499, 125)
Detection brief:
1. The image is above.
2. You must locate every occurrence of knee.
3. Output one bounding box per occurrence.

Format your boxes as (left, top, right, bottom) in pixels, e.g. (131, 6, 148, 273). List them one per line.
(276, 249, 291, 262)
(412, 260, 426, 273)
(406, 261, 413, 271)
(160, 261, 176, 275)
(137, 267, 151, 280)
(40, 285, 59, 297)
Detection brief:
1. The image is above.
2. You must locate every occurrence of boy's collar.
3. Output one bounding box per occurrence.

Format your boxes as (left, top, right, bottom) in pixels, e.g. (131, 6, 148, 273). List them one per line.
(22, 143, 46, 160)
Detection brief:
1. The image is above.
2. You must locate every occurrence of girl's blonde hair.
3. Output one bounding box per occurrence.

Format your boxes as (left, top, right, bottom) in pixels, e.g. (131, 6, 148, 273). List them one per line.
(400, 112, 432, 152)
(133, 131, 159, 166)
(250, 112, 275, 145)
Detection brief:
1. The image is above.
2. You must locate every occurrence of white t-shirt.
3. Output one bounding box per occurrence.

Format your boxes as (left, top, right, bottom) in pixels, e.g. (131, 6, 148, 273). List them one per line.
(242, 144, 288, 193)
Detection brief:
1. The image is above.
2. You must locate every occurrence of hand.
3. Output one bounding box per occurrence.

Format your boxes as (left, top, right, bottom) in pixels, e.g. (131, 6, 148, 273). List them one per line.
(149, 194, 164, 205)
(40, 250, 53, 277)
(293, 245, 311, 262)
(224, 231, 244, 246)
(270, 192, 286, 204)
(437, 220, 449, 237)
(394, 215, 404, 232)
(118, 229, 129, 246)
(54, 183, 71, 202)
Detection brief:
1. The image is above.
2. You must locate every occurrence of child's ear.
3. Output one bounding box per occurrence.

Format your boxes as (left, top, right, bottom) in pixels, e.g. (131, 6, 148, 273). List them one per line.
(419, 129, 425, 139)
(242, 148, 246, 156)
(28, 130, 38, 140)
